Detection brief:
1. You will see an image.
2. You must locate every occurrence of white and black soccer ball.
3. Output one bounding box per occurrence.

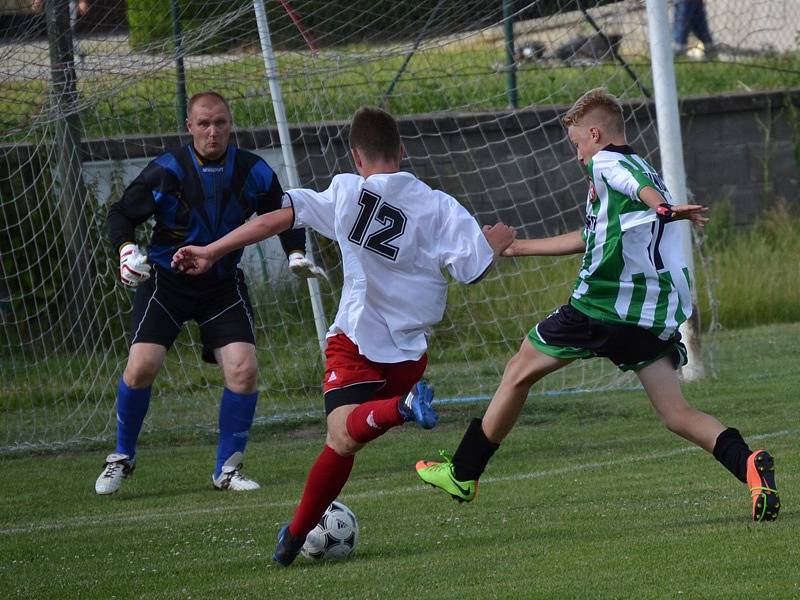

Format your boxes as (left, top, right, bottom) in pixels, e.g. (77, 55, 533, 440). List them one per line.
(301, 500, 359, 560)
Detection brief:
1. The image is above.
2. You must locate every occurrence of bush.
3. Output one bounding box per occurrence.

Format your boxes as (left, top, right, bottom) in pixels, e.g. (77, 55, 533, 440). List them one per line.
(126, 0, 624, 54)
(697, 200, 800, 328)
(0, 143, 126, 356)
(128, 0, 254, 53)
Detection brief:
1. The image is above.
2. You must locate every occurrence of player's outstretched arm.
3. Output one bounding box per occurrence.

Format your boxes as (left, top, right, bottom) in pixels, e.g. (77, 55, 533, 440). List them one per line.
(639, 186, 709, 228)
(502, 229, 585, 257)
(660, 203, 709, 228)
(482, 222, 517, 259)
(172, 207, 294, 275)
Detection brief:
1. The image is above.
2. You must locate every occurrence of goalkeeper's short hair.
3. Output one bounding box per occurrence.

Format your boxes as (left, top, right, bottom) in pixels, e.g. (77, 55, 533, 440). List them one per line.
(187, 90, 232, 118)
(349, 106, 401, 163)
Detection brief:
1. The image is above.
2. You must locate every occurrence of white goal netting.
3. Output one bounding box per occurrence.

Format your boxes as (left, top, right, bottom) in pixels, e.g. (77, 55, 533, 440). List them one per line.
(1, 0, 797, 452)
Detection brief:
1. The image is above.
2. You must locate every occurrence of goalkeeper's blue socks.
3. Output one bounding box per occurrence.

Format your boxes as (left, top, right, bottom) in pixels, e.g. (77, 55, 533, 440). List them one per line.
(114, 377, 152, 458)
(215, 388, 258, 479)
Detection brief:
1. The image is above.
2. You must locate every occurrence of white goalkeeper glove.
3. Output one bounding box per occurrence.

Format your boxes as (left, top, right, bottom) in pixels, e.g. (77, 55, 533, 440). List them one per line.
(287, 251, 328, 280)
(119, 243, 151, 288)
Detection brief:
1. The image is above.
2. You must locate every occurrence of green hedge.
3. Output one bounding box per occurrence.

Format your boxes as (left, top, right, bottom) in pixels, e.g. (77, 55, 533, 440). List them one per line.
(0, 144, 125, 355)
(127, 0, 623, 54)
(128, 0, 255, 53)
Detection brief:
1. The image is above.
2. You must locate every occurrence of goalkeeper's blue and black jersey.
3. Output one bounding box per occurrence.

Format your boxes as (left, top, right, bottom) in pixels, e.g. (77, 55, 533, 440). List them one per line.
(107, 144, 304, 281)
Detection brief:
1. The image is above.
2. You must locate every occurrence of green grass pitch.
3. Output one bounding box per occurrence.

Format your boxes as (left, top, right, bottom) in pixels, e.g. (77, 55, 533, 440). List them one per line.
(1, 322, 797, 599)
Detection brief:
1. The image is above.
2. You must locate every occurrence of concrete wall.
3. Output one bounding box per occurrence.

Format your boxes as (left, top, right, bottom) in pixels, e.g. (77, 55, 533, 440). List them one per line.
(678, 91, 800, 220)
(76, 88, 800, 235)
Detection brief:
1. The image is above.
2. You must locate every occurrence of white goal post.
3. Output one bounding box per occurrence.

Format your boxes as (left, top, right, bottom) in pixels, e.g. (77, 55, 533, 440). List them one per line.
(645, 0, 703, 380)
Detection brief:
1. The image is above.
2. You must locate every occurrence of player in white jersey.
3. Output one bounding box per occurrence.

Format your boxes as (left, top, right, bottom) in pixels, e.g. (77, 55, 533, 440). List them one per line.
(417, 88, 780, 523)
(171, 106, 516, 565)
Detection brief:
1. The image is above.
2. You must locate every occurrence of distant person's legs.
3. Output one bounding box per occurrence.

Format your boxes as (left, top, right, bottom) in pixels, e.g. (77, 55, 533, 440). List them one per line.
(672, 0, 692, 55)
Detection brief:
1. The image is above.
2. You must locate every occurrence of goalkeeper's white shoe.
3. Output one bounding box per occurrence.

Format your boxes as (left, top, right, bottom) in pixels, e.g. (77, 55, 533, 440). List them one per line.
(212, 451, 261, 491)
(95, 453, 135, 495)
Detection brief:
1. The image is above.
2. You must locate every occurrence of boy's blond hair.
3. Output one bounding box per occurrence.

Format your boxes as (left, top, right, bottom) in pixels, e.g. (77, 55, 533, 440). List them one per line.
(561, 88, 624, 135)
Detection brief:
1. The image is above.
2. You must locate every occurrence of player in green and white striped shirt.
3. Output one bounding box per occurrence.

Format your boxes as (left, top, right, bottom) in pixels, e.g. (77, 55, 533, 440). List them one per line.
(417, 88, 780, 522)
(571, 141, 692, 343)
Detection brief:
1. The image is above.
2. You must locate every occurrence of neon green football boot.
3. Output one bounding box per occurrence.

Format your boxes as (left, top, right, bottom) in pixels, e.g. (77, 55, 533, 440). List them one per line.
(416, 451, 477, 503)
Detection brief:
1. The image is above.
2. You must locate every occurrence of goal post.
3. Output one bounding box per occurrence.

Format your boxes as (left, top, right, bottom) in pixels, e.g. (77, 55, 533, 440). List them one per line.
(252, 0, 328, 353)
(645, 0, 704, 380)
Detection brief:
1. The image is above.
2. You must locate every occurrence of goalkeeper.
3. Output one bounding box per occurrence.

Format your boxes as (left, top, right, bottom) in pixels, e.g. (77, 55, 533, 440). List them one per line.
(96, 90, 324, 495)
(416, 88, 780, 523)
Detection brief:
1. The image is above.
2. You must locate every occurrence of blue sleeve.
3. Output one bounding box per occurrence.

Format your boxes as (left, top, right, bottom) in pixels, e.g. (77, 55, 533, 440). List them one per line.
(107, 153, 183, 251)
(245, 159, 305, 255)
(245, 160, 284, 215)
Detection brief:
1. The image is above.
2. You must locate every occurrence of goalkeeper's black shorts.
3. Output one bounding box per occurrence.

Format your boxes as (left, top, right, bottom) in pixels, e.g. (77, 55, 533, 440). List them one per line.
(129, 265, 255, 364)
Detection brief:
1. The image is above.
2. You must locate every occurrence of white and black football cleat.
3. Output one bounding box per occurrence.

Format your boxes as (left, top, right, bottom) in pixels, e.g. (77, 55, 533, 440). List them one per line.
(95, 452, 135, 495)
(212, 451, 261, 491)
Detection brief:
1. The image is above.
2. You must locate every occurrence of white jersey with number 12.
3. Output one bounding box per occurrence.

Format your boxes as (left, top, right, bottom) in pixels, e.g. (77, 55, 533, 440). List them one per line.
(286, 171, 494, 363)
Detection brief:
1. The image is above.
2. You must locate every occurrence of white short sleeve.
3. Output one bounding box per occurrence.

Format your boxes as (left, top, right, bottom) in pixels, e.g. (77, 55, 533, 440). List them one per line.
(598, 163, 642, 202)
(286, 184, 336, 240)
(436, 192, 494, 283)
(592, 154, 656, 231)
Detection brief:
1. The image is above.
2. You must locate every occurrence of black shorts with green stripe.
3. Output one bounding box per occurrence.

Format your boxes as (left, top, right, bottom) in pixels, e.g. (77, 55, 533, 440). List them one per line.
(528, 303, 687, 372)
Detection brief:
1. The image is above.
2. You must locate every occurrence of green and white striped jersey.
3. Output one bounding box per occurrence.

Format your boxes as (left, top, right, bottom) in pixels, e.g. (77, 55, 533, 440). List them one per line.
(571, 145, 692, 340)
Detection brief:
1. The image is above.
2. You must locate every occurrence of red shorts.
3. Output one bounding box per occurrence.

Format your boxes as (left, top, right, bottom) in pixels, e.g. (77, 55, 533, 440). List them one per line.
(322, 334, 427, 412)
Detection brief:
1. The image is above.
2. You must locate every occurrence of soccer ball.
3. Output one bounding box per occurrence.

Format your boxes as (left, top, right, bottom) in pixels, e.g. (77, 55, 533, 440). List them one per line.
(300, 500, 359, 560)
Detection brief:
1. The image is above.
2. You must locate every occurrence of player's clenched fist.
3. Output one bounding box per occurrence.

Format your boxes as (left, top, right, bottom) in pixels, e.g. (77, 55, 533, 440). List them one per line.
(482, 222, 517, 257)
(171, 245, 214, 275)
(119, 243, 151, 287)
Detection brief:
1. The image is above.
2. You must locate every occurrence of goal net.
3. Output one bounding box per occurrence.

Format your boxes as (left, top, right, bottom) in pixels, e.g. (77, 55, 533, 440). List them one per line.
(1, 0, 794, 452)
